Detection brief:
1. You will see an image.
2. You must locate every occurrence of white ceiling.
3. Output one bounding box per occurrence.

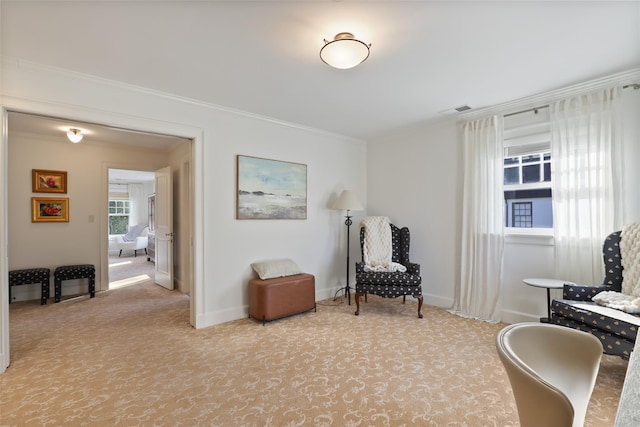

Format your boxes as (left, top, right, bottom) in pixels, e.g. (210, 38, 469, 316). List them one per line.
(3, 1, 639, 141)
(7, 111, 191, 151)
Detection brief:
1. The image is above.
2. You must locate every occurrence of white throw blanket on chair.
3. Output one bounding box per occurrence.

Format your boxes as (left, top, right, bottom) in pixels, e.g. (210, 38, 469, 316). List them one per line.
(593, 222, 640, 313)
(621, 222, 640, 296)
(361, 216, 407, 273)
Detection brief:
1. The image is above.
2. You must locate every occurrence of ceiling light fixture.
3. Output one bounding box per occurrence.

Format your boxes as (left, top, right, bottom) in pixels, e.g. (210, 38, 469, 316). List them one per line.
(320, 32, 371, 70)
(67, 128, 83, 143)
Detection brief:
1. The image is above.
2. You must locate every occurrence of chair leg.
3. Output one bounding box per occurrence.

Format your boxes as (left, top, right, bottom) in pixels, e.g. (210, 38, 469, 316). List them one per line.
(354, 293, 362, 315)
(403, 295, 406, 304)
(417, 295, 424, 319)
(118, 249, 122, 257)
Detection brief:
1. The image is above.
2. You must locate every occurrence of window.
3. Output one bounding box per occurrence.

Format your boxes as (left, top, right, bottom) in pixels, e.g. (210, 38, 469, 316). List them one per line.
(512, 202, 532, 227)
(503, 109, 553, 231)
(108, 200, 130, 234)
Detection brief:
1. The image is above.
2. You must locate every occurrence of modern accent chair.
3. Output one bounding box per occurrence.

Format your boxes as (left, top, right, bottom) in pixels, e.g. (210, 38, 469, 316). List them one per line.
(116, 225, 149, 257)
(496, 322, 603, 427)
(354, 223, 423, 318)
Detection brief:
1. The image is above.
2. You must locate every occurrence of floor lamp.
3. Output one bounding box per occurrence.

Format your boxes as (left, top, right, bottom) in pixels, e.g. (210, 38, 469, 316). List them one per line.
(332, 190, 363, 305)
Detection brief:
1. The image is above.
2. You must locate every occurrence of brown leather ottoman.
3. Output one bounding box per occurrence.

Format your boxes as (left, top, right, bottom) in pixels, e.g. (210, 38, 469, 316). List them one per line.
(249, 273, 316, 325)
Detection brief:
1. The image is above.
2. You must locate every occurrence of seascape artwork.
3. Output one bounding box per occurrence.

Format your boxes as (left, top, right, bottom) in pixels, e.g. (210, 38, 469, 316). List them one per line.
(237, 155, 307, 219)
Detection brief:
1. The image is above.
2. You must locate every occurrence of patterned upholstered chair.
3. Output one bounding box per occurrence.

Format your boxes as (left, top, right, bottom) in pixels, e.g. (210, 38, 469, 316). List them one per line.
(354, 223, 423, 318)
(550, 230, 639, 358)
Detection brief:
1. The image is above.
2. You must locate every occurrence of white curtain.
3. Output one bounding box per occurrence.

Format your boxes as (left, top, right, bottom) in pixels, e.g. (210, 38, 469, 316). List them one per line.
(550, 87, 625, 285)
(451, 116, 504, 322)
(127, 183, 148, 228)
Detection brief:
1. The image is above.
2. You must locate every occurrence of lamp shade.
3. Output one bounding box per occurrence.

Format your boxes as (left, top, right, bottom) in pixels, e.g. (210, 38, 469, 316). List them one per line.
(67, 128, 83, 143)
(320, 32, 370, 70)
(333, 190, 363, 211)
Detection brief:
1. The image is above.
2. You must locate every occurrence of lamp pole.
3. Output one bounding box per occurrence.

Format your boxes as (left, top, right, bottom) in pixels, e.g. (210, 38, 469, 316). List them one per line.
(344, 210, 353, 305)
(331, 190, 362, 305)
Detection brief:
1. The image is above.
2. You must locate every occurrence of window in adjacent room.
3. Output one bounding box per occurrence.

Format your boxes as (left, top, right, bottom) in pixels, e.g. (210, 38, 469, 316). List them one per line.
(503, 108, 553, 233)
(108, 200, 130, 234)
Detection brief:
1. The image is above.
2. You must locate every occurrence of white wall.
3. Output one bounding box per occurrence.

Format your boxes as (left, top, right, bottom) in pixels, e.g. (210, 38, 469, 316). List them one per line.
(7, 130, 171, 301)
(367, 120, 461, 308)
(1, 58, 367, 330)
(368, 84, 640, 323)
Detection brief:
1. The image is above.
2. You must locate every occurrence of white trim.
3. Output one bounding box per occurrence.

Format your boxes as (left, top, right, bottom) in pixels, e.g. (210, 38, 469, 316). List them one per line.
(459, 68, 640, 121)
(0, 108, 9, 373)
(504, 232, 554, 246)
(2, 56, 364, 144)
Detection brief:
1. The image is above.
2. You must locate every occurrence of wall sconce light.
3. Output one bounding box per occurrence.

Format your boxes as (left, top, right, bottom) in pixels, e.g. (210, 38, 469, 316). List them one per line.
(67, 128, 83, 143)
(320, 32, 371, 70)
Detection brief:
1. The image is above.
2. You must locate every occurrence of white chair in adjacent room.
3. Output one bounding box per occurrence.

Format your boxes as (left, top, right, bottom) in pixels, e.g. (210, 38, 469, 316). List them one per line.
(115, 225, 149, 257)
(496, 322, 603, 427)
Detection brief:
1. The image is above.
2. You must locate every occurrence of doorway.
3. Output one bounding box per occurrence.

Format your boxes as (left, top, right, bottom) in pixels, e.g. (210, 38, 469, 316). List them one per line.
(1, 107, 202, 373)
(108, 168, 156, 290)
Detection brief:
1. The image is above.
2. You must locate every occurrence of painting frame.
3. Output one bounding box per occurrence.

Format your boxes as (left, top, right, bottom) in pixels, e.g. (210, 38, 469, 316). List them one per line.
(236, 155, 307, 220)
(32, 197, 69, 222)
(32, 169, 68, 193)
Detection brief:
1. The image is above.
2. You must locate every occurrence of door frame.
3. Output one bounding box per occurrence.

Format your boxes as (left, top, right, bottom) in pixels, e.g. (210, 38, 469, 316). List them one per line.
(0, 103, 205, 373)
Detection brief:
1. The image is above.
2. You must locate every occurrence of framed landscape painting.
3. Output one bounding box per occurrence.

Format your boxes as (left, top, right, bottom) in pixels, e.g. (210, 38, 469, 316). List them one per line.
(236, 155, 307, 219)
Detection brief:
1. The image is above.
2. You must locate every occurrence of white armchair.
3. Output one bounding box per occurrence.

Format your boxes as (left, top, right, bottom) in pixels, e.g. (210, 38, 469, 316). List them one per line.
(116, 225, 149, 257)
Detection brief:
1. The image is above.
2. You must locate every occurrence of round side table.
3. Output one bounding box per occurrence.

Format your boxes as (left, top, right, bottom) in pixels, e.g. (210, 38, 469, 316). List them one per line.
(522, 278, 575, 322)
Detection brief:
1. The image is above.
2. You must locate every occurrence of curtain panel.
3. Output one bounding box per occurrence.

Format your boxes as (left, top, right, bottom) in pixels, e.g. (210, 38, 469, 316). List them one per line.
(451, 116, 504, 322)
(550, 86, 625, 285)
(127, 183, 148, 228)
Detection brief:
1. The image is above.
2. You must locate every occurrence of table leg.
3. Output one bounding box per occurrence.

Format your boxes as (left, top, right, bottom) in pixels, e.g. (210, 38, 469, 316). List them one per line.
(546, 288, 551, 320)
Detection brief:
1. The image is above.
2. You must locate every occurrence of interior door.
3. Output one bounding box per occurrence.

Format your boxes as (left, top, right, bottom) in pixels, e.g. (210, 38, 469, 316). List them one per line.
(154, 166, 174, 290)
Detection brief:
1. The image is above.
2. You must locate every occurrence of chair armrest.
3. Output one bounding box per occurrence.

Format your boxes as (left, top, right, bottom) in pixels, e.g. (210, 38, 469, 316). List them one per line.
(135, 236, 148, 249)
(355, 262, 365, 273)
(563, 284, 607, 301)
(115, 236, 126, 244)
(406, 262, 420, 276)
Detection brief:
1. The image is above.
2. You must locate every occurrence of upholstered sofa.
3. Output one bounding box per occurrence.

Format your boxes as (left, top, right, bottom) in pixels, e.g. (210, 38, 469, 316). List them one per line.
(550, 231, 640, 359)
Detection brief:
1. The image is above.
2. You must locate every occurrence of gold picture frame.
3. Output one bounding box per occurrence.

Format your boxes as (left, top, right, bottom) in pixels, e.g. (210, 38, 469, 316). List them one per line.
(32, 197, 69, 222)
(32, 169, 67, 193)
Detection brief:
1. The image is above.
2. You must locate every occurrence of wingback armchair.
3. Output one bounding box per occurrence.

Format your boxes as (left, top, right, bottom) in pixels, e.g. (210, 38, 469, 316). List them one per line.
(550, 230, 638, 358)
(354, 223, 423, 318)
(116, 225, 149, 257)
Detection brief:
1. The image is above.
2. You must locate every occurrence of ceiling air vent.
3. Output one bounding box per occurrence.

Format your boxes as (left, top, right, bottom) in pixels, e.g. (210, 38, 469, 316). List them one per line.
(454, 105, 471, 112)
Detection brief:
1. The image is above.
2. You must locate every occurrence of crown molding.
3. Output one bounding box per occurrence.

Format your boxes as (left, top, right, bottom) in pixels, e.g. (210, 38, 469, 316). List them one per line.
(458, 68, 640, 122)
(1, 56, 365, 144)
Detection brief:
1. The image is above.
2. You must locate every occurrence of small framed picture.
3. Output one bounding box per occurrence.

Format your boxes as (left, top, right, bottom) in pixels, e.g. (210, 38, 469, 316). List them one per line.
(32, 169, 67, 193)
(32, 197, 69, 222)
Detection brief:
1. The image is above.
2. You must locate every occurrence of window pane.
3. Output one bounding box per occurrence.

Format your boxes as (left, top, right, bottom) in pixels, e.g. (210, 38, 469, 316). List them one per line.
(109, 201, 116, 208)
(522, 154, 540, 164)
(504, 188, 553, 228)
(108, 207, 116, 214)
(504, 157, 519, 166)
(109, 215, 129, 234)
(504, 167, 519, 185)
(543, 153, 551, 161)
(522, 164, 540, 183)
(543, 163, 551, 182)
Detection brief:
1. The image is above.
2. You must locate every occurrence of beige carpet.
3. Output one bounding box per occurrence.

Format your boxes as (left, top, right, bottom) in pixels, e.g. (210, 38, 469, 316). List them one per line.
(108, 253, 155, 289)
(0, 282, 628, 426)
